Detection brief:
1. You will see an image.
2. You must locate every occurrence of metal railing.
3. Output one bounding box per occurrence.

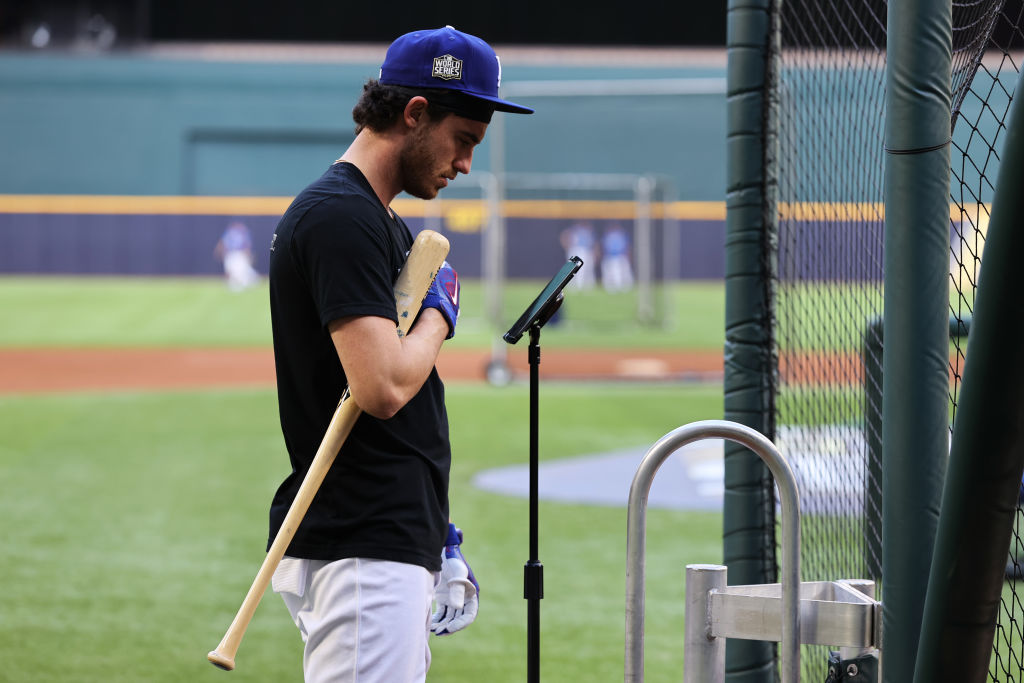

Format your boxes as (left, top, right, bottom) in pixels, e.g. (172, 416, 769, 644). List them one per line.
(625, 419, 882, 682)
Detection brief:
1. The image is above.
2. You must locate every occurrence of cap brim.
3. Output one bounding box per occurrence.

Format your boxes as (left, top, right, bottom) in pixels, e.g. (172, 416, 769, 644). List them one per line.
(467, 93, 534, 115)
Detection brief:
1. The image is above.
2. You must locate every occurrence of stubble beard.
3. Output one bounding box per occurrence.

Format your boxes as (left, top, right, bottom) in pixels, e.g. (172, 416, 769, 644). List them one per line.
(398, 125, 445, 201)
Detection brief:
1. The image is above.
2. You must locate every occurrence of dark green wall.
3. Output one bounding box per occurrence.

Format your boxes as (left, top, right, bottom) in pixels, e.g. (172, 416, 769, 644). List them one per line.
(0, 50, 728, 200)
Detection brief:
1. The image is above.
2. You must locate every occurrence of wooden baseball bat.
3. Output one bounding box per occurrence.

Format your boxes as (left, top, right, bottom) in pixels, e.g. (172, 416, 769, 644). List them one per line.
(208, 229, 450, 671)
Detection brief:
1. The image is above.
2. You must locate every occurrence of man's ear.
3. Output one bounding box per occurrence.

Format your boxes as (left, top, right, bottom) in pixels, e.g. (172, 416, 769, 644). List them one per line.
(403, 96, 430, 128)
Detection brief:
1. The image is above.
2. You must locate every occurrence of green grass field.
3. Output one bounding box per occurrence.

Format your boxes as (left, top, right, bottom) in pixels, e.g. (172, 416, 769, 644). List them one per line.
(0, 276, 727, 682)
(0, 385, 725, 682)
(0, 276, 725, 351)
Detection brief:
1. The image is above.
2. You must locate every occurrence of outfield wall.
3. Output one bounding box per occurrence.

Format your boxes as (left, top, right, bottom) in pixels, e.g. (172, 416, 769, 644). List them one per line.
(0, 200, 728, 279)
(0, 49, 728, 198)
(1, 198, 924, 280)
(0, 46, 733, 277)
(5, 47, 985, 280)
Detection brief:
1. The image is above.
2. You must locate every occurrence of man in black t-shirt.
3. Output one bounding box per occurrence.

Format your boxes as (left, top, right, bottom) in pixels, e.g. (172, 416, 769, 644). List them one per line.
(265, 26, 532, 682)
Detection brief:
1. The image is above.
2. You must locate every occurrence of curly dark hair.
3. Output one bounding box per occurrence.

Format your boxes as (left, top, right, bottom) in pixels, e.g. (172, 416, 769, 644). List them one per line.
(351, 80, 453, 135)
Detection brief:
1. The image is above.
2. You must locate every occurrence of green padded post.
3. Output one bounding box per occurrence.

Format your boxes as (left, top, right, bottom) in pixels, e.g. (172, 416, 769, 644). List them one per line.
(863, 316, 970, 584)
(862, 316, 883, 582)
(913, 66, 1024, 683)
(882, 0, 953, 681)
(724, 0, 778, 679)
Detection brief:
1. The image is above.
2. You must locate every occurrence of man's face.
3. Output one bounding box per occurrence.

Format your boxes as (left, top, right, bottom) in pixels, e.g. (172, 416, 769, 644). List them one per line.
(398, 111, 488, 200)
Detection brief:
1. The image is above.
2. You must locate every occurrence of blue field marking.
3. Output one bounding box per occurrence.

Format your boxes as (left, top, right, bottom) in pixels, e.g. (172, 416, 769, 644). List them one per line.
(472, 440, 725, 511)
(472, 425, 867, 514)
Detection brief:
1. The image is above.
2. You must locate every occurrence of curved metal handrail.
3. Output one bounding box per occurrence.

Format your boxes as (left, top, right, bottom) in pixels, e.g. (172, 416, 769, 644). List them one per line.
(625, 420, 802, 682)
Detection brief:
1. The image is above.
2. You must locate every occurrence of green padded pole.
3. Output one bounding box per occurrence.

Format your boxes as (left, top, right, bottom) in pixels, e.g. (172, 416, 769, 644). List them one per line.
(862, 316, 883, 582)
(864, 316, 971, 584)
(724, 0, 778, 680)
(882, 0, 952, 681)
(913, 66, 1024, 683)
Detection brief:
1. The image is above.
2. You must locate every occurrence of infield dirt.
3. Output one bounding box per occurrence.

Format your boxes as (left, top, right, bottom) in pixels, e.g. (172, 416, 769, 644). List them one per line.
(0, 347, 726, 393)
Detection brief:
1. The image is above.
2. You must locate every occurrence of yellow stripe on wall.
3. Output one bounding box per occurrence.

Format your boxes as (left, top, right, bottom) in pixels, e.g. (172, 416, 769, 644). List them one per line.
(2, 195, 978, 223)
(0, 195, 295, 216)
(0, 194, 728, 221)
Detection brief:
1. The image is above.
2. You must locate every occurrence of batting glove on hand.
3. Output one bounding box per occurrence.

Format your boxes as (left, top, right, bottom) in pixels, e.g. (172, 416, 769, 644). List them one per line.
(421, 261, 460, 339)
(431, 523, 479, 636)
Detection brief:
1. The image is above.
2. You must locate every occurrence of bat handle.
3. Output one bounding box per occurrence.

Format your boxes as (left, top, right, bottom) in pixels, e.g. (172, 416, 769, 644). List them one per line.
(208, 398, 363, 671)
(207, 547, 280, 670)
(207, 648, 236, 671)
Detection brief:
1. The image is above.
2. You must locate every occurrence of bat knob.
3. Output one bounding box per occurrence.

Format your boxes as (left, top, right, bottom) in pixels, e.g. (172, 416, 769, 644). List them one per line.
(208, 650, 236, 671)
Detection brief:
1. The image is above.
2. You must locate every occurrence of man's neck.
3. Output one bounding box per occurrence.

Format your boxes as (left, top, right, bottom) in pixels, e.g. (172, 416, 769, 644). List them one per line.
(338, 130, 402, 211)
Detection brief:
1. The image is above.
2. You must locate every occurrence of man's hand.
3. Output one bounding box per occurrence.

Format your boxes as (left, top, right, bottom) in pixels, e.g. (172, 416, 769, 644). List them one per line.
(422, 261, 460, 339)
(431, 523, 479, 635)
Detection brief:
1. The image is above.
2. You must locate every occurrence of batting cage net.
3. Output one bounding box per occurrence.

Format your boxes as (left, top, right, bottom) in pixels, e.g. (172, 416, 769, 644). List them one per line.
(429, 172, 682, 380)
(765, 0, 1023, 680)
(495, 173, 679, 327)
(769, 3, 887, 678)
(951, 4, 1024, 681)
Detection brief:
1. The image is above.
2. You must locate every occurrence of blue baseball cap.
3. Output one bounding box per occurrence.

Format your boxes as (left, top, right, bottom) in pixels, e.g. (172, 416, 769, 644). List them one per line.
(379, 26, 534, 118)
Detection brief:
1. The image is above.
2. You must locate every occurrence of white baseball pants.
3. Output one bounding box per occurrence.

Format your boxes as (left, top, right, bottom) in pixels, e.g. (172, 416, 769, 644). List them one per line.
(273, 556, 438, 683)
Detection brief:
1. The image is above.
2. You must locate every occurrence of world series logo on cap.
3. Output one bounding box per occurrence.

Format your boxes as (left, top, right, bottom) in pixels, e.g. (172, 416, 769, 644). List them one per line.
(432, 54, 463, 80)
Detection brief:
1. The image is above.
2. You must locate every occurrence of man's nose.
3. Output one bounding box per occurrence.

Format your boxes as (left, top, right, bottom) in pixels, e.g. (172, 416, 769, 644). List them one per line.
(454, 151, 473, 175)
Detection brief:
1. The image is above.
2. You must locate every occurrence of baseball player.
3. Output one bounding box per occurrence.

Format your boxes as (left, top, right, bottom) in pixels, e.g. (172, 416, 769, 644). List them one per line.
(214, 220, 260, 291)
(265, 27, 532, 682)
(560, 221, 597, 289)
(600, 223, 634, 292)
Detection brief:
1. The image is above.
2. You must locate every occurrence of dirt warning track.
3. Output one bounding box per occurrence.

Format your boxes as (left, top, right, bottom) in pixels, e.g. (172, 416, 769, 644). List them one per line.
(0, 347, 729, 394)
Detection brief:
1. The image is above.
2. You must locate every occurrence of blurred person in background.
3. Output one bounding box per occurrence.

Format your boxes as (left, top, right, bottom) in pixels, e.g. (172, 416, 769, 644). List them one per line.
(560, 220, 596, 289)
(600, 223, 633, 292)
(214, 219, 260, 291)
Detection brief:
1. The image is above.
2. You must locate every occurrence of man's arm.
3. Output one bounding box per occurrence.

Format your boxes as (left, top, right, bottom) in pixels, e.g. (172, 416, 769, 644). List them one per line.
(328, 308, 448, 419)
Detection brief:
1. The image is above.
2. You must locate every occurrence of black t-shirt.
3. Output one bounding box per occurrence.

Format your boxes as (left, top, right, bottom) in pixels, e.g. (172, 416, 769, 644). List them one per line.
(267, 162, 450, 572)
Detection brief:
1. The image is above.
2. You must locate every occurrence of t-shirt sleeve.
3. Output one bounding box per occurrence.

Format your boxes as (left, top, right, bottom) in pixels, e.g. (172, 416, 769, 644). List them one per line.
(291, 195, 399, 328)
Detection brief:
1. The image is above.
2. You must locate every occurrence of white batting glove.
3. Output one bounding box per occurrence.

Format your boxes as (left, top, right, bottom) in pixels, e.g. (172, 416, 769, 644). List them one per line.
(431, 523, 479, 636)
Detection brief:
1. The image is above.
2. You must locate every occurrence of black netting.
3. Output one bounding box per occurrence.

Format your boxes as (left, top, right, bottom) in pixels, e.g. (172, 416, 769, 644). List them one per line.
(772, 4, 887, 680)
(950, 2, 1024, 680)
(766, 0, 1022, 680)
